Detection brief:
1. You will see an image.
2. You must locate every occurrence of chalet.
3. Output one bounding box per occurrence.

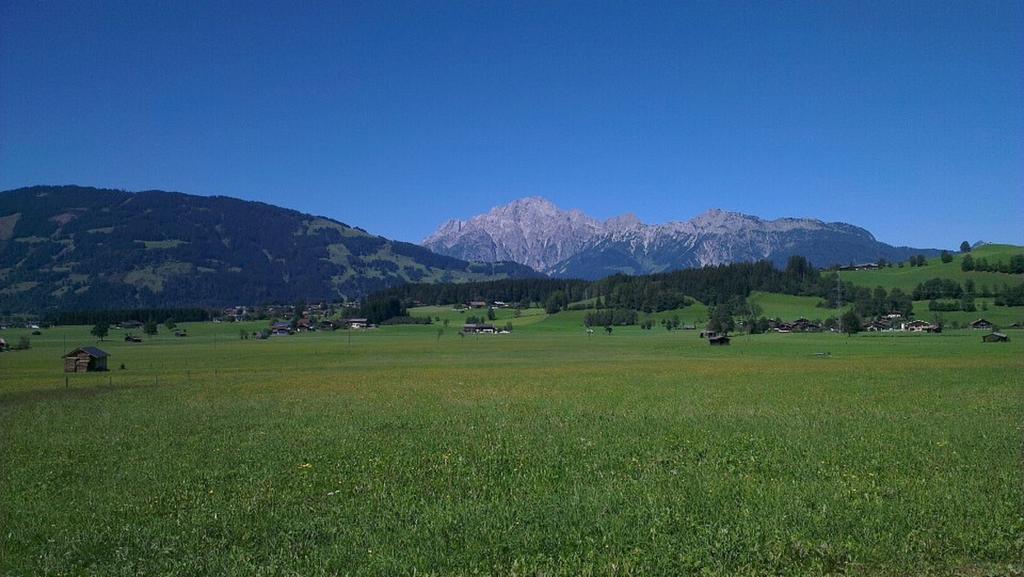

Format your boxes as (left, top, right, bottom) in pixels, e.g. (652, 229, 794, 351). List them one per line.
(837, 262, 879, 271)
(865, 320, 892, 332)
(468, 300, 488, 309)
(270, 322, 293, 336)
(791, 318, 822, 332)
(969, 319, 994, 330)
(63, 347, 109, 373)
(295, 318, 315, 332)
(982, 332, 1009, 343)
(318, 320, 338, 331)
(463, 323, 496, 334)
(773, 323, 793, 333)
(904, 320, 940, 333)
(343, 318, 369, 329)
(708, 335, 731, 346)
(119, 320, 143, 330)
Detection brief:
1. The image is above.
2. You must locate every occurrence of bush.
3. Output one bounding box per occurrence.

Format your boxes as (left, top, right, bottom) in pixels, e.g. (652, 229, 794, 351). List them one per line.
(380, 316, 432, 325)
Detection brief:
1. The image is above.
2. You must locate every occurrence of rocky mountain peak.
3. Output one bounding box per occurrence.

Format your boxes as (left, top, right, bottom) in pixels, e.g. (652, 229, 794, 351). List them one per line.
(423, 197, 938, 279)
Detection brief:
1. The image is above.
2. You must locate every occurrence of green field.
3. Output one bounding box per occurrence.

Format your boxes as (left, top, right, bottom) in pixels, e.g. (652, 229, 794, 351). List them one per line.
(841, 244, 1024, 292)
(1, 320, 1022, 576)
(746, 291, 849, 321)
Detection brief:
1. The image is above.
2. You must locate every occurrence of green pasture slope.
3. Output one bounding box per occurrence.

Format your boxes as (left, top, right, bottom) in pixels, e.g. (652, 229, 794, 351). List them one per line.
(1, 320, 1022, 576)
(841, 243, 1024, 292)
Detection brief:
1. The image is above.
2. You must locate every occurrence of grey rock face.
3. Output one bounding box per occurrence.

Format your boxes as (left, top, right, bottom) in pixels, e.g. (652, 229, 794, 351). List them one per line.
(424, 198, 938, 279)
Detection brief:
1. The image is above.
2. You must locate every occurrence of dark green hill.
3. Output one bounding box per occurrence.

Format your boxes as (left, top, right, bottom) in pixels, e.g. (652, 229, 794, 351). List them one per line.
(0, 186, 540, 312)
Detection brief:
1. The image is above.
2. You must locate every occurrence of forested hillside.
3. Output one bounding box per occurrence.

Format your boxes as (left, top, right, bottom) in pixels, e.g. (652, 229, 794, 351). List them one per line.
(0, 186, 539, 312)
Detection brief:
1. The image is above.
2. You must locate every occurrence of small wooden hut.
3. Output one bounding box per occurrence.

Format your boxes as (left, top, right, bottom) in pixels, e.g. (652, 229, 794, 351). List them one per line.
(63, 347, 110, 373)
(982, 332, 1009, 343)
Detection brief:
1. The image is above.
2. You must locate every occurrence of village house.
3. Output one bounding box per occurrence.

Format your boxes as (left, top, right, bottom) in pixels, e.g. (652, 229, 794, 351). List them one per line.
(467, 300, 488, 309)
(790, 318, 822, 332)
(903, 320, 940, 333)
(318, 320, 338, 331)
(343, 318, 369, 329)
(982, 332, 1009, 343)
(969, 319, 994, 330)
(865, 319, 892, 332)
(463, 323, 496, 334)
(270, 322, 293, 336)
(63, 347, 109, 373)
(837, 262, 880, 271)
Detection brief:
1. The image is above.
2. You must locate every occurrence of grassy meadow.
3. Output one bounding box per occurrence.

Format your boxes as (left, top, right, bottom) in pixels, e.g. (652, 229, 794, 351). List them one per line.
(841, 244, 1024, 293)
(1, 318, 1022, 576)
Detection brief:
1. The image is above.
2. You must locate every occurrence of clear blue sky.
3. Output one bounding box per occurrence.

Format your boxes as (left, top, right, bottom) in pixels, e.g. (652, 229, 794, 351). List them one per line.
(1, 1, 1021, 248)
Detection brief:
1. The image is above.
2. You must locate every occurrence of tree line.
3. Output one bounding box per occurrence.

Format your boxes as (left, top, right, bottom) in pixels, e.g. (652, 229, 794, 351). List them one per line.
(363, 256, 926, 323)
(44, 308, 210, 326)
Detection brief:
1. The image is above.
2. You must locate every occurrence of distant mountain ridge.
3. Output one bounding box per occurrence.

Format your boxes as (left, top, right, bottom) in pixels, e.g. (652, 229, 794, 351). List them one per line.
(0, 185, 539, 312)
(424, 197, 941, 280)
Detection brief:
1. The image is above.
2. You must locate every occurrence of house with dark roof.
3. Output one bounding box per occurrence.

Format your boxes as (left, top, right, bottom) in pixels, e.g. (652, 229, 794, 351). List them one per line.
(63, 347, 109, 373)
(969, 319, 994, 330)
(982, 332, 1009, 343)
(904, 320, 940, 333)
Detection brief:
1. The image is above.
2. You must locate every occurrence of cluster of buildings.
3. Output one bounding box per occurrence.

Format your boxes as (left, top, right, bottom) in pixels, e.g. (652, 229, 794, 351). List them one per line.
(264, 317, 371, 337)
(462, 300, 513, 310)
(461, 323, 512, 334)
(213, 301, 360, 323)
(772, 318, 824, 333)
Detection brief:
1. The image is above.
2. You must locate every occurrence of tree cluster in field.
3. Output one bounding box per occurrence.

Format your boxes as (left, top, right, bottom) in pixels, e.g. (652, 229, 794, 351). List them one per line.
(373, 257, 826, 313)
(379, 316, 433, 325)
(995, 283, 1024, 306)
(960, 253, 1024, 274)
(583, 309, 638, 327)
(46, 308, 209, 326)
(913, 276, 1024, 309)
(364, 256, 945, 326)
(912, 278, 964, 300)
(357, 296, 406, 324)
(906, 255, 930, 267)
(638, 315, 684, 331)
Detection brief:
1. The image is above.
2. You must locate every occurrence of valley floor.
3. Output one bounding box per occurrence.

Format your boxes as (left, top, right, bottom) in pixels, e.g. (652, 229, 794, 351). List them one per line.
(1, 321, 1022, 576)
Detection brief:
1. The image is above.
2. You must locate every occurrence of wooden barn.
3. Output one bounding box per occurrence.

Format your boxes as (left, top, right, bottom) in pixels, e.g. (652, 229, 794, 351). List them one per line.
(969, 318, 994, 330)
(982, 332, 1009, 343)
(63, 347, 109, 373)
